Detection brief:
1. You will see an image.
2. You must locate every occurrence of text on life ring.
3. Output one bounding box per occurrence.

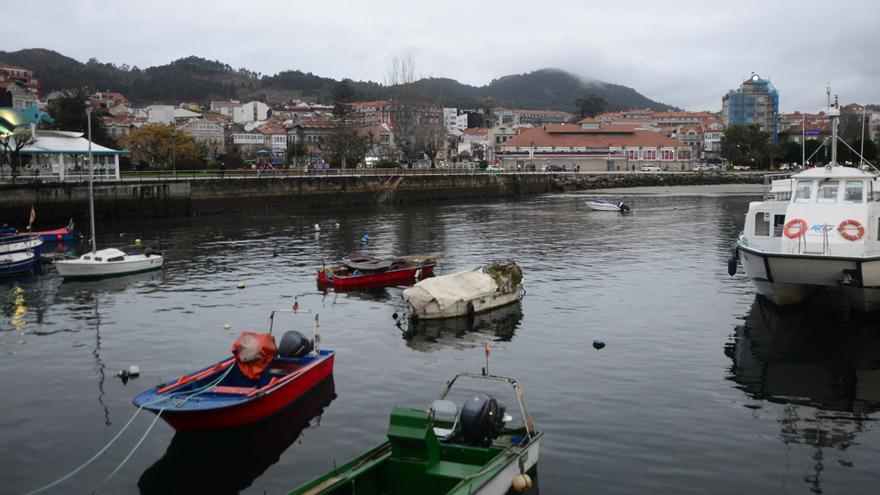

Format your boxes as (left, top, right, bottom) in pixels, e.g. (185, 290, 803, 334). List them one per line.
(783, 219, 808, 239)
(838, 219, 865, 241)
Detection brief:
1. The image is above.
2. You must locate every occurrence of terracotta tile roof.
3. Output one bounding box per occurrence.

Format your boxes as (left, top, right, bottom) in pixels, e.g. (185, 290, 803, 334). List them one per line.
(463, 128, 489, 136)
(503, 124, 682, 149)
(295, 118, 334, 128)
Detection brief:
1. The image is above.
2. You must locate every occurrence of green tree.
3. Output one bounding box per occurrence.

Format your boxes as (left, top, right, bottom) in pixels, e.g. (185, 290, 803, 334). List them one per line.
(331, 80, 357, 122)
(803, 139, 826, 165)
(286, 139, 309, 167)
(781, 142, 802, 164)
(575, 94, 607, 120)
(119, 124, 200, 169)
(719, 124, 771, 168)
(46, 91, 115, 148)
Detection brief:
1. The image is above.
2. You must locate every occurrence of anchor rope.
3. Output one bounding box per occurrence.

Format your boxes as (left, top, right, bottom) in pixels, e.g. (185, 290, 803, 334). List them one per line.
(24, 363, 236, 495)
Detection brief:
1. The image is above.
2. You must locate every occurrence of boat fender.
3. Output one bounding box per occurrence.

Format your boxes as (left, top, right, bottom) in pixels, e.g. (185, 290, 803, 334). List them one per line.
(512, 474, 533, 493)
(727, 246, 739, 276)
(278, 330, 314, 358)
(592, 339, 606, 350)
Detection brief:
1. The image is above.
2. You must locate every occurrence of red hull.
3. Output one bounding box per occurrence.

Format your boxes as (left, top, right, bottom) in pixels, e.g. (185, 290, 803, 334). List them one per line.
(317, 264, 435, 290)
(161, 354, 334, 431)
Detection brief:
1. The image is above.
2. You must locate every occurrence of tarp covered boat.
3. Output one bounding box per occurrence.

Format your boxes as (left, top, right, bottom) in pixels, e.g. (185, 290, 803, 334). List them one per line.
(318, 254, 439, 290)
(133, 311, 334, 431)
(403, 260, 523, 320)
(287, 371, 541, 495)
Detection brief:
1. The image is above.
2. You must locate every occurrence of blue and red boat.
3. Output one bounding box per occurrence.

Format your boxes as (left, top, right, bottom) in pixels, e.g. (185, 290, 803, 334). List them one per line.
(134, 310, 334, 431)
(0, 219, 81, 243)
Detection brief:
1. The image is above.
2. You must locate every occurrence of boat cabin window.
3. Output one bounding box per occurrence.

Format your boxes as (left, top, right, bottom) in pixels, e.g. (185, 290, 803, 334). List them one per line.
(773, 214, 785, 237)
(84, 256, 91, 260)
(817, 180, 839, 204)
(844, 181, 865, 203)
(794, 180, 812, 203)
(754, 212, 771, 236)
(107, 256, 124, 262)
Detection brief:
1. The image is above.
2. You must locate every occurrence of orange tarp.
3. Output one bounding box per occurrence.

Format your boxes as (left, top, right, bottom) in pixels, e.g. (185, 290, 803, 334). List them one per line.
(231, 332, 277, 380)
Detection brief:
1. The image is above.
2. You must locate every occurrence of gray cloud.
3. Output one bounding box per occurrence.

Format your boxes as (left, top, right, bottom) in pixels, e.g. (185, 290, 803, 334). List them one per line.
(5, 0, 879, 111)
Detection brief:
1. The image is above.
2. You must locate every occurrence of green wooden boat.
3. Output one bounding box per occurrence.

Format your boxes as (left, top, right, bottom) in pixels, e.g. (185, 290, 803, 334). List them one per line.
(289, 372, 541, 495)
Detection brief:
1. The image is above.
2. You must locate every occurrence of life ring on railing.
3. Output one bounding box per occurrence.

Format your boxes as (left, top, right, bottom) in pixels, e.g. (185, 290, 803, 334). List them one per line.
(838, 219, 865, 241)
(783, 218, 808, 239)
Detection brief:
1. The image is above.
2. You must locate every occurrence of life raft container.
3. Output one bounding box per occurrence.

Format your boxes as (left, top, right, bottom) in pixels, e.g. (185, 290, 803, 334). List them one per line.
(783, 218, 808, 239)
(838, 219, 865, 241)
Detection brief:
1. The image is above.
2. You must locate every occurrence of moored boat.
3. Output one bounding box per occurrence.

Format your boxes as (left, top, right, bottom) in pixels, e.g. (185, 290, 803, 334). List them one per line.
(403, 260, 524, 320)
(586, 198, 631, 213)
(730, 89, 880, 311)
(288, 370, 541, 495)
(0, 220, 81, 243)
(318, 254, 439, 290)
(0, 251, 37, 277)
(133, 310, 334, 431)
(55, 247, 163, 279)
(0, 233, 43, 257)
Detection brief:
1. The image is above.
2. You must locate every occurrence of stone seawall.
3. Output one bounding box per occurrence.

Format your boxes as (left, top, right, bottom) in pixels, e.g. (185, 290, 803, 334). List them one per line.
(0, 172, 763, 224)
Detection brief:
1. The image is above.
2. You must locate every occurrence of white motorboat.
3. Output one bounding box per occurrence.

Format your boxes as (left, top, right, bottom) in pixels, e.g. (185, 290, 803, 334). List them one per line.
(55, 108, 164, 280)
(586, 198, 631, 213)
(403, 260, 524, 320)
(731, 89, 880, 311)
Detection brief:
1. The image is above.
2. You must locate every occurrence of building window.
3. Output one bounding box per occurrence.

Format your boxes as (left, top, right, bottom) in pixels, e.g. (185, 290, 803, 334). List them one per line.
(642, 149, 656, 160)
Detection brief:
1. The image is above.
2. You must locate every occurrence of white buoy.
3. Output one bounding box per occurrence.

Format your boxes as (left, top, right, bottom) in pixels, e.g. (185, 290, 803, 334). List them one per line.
(223, 323, 232, 330)
(511, 473, 533, 493)
(236, 282, 246, 289)
(335, 223, 340, 229)
(128, 365, 140, 377)
(314, 224, 321, 232)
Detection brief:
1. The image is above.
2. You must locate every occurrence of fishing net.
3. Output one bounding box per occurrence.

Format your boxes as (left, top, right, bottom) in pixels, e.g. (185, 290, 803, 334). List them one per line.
(485, 260, 523, 288)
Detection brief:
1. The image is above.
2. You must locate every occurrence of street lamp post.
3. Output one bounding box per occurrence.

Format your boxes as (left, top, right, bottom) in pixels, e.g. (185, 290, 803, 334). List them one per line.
(171, 128, 176, 176)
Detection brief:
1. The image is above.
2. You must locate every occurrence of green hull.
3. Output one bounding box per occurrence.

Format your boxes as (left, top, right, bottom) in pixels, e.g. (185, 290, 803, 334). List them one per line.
(289, 407, 541, 495)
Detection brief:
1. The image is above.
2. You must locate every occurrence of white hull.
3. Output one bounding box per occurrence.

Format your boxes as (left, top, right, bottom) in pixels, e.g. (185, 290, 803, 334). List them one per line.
(56, 252, 163, 279)
(471, 438, 540, 495)
(411, 285, 523, 320)
(739, 245, 880, 310)
(587, 203, 621, 211)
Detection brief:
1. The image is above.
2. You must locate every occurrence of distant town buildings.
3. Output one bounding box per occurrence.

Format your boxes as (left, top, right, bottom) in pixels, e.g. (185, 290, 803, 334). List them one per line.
(0, 63, 40, 110)
(721, 73, 780, 142)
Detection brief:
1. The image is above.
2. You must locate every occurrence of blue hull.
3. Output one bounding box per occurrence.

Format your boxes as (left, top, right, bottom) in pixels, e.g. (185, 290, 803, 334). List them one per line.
(0, 257, 36, 277)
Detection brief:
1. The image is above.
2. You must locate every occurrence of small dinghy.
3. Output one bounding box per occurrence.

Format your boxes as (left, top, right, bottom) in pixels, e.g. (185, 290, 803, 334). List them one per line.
(133, 309, 334, 431)
(587, 198, 631, 213)
(318, 254, 440, 290)
(0, 233, 43, 257)
(0, 251, 37, 277)
(288, 370, 541, 495)
(403, 260, 524, 320)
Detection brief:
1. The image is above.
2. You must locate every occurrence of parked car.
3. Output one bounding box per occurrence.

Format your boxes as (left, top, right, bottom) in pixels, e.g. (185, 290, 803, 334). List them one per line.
(640, 165, 661, 172)
(732, 165, 752, 171)
(486, 165, 504, 172)
(543, 165, 566, 172)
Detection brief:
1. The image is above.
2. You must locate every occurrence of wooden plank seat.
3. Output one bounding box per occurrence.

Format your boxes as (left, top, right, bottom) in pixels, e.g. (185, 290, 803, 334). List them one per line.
(211, 385, 257, 395)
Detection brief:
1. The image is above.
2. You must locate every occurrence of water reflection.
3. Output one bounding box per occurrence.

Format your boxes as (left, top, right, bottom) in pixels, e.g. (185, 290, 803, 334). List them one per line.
(138, 377, 336, 494)
(401, 301, 523, 352)
(725, 296, 880, 493)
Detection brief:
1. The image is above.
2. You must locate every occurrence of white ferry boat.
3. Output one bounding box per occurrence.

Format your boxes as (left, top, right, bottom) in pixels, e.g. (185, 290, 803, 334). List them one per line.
(731, 91, 880, 311)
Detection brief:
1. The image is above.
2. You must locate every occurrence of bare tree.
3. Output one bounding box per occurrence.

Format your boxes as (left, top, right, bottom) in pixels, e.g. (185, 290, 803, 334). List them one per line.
(0, 127, 36, 179)
(417, 122, 448, 167)
(386, 55, 423, 165)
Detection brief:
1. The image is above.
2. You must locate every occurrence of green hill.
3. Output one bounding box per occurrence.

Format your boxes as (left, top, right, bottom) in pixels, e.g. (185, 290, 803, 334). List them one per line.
(0, 49, 673, 111)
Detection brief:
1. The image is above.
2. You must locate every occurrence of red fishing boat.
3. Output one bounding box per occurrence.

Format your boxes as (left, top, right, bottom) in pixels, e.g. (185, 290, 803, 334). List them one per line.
(317, 253, 440, 290)
(133, 310, 334, 431)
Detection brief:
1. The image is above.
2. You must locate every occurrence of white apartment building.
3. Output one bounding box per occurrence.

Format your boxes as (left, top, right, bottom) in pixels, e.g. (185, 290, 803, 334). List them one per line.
(233, 101, 270, 124)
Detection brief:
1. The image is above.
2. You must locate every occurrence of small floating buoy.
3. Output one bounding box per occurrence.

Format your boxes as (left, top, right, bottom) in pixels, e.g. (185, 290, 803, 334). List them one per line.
(511, 473, 533, 493)
(236, 282, 246, 289)
(128, 365, 140, 377)
(592, 339, 606, 350)
(135, 239, 142, 247)
(272, 249, 278, 258)
(119, 233, 125, 238)
(314, 224, 321, 232)
(361, 233, 370, 243)
(223, 323, 231, 330)
(392, 312, 399, 320)
(335, 223, 340, 229)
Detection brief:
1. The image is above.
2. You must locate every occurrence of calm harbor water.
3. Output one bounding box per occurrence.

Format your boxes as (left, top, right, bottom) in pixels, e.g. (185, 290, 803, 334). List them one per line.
(2, 188, 879, 494)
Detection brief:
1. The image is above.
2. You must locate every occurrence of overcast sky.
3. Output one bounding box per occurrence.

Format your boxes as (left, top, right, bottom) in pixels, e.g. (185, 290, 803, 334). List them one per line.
(6, 0, 879, 112)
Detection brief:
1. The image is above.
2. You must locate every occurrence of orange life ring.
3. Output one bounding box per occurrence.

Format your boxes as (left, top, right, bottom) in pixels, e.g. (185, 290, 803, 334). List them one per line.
(838, 219, 865, 241)
(783, 218, 808, 239)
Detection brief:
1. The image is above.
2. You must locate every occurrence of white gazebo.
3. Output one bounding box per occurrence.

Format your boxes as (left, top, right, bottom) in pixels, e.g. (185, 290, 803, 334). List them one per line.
(19, 130, 129, 181)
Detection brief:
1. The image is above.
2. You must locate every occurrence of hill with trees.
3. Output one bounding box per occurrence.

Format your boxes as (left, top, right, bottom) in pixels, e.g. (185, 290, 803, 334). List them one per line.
(0, 49, 674, 112)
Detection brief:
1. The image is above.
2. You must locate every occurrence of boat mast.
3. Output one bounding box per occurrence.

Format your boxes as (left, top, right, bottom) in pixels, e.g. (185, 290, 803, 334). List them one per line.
(87, 107, 97, 254)
(827, 86, 840, 167)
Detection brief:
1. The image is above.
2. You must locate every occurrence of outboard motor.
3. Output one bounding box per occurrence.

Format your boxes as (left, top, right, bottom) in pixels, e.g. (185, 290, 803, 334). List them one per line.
(278, 330, 314, 358)
(460, 394, 506, 446)
(619, 203, 631, 214)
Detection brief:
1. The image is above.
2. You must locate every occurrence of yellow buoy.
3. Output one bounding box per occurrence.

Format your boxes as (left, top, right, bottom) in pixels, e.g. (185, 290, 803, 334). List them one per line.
(135, 239, 142, 246)
(236, 282, 246, 289)
(511, 473, 533, 493)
